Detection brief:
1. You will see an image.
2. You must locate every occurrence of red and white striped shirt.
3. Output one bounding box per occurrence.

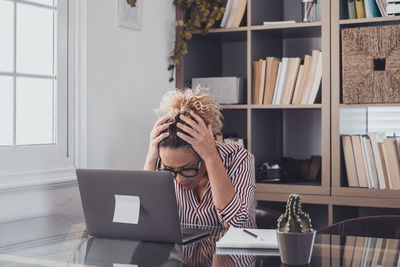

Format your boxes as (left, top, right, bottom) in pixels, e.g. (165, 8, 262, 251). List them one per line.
(174, 143, 256, 228)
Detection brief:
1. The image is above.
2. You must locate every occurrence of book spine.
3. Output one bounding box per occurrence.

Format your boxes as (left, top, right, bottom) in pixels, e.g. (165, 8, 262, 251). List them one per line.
(348, 0, 357, 19)
(355, 0, 367, 18)
(364, 0, 374, 17)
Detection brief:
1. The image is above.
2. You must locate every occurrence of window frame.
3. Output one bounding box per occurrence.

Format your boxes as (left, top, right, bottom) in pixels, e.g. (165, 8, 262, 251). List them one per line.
(0, 0, 83, 188)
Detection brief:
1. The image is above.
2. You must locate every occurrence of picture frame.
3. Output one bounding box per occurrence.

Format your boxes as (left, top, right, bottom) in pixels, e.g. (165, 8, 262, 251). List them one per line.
(117, 0, 143, 30)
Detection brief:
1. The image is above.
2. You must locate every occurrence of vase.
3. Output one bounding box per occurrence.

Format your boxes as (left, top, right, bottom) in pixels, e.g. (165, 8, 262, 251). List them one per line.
(276, 230, 316, 265)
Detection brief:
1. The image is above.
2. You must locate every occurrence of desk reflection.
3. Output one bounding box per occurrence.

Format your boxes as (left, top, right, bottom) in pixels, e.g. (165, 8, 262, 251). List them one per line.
(75, 232, 256, 267)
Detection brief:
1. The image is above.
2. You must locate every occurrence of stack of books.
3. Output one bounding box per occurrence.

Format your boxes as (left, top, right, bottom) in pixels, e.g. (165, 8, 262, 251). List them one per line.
(376, 0, 400, 16)
(346, 0, 400, 19)
(342, 133, 400, 189)
(220, 0, 247, 28)
(252, 50, 322, 105)
(339, 236, 399, 267)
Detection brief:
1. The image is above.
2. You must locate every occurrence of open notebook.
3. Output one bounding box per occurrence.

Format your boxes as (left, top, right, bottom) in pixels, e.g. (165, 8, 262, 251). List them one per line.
(216, 227, 278, 249)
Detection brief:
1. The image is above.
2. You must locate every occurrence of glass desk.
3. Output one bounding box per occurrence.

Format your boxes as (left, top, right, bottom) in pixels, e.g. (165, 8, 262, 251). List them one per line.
(0, 215, 399, 266)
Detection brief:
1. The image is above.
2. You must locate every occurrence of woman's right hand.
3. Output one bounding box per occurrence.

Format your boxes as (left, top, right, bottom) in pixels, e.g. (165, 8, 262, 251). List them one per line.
(144, 114, 171, 170)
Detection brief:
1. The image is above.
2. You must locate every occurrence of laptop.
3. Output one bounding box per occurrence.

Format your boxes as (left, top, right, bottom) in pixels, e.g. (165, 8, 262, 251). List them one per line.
(76, 169, 210, 244)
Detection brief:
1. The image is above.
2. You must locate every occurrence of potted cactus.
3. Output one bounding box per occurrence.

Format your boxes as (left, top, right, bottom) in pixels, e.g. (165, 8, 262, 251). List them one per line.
(276, 194, 316, 265)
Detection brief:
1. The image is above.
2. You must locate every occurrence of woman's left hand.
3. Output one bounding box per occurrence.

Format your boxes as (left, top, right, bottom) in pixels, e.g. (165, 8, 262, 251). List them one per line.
(176, 111, 219, 162)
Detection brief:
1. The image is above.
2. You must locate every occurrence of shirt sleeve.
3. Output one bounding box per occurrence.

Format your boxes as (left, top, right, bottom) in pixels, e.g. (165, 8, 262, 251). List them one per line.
(216, 151, 256, 227)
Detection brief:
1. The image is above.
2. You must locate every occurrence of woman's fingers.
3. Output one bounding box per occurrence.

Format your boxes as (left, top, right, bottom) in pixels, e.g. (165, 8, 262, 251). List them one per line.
(179, 114, 200, 131)
(155, 114, 172, 127)
(189, 111, 207, 128)
(151, 122, 170, 139)
(152, 132, 169, 144)
(177, 131, 194, 145)
(177, 122, 198, 138)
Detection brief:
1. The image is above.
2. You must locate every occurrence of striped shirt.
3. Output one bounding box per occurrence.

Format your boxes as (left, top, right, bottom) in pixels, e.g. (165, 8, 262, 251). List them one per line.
(174, 143, 256, 228)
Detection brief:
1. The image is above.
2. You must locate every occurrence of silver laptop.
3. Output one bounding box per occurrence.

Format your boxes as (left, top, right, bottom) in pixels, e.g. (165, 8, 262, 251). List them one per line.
(76, 169, 210, 244)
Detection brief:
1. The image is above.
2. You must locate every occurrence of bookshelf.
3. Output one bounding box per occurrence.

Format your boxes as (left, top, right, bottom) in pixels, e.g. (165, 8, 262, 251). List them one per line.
(331, 0, 400, 224)
(176, 0, 400, 228)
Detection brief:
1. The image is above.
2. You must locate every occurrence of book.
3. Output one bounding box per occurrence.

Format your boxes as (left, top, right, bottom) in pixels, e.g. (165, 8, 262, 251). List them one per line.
(375, 0, 387, 16)
(355, 0, 367, 18)
(226, 0, 239, 28)
(253, 60, 260, 104)
(351, 135, 369, 188)
(362, 237, 376, 267)
(231, 0, 247, 28)
(292, 54, 312, 104)
(263, 20, 296, 26)
(291, 65, 304, 104)
(368, 132, 387, 189)
(263, 57, 279, 104)
(258, 59, 267, 104)
(342, 135, 359, 187)
(216, 227, 278, 249)
(387, 2, 400, 14)
(273, 57, 289, 104)
(351, 236, 366, 267)
(360, 136, 374, 188)
(300, 50, 319, 104)
(343, 236, 356, 267)
(382, 239, 400, 265)
(383, 138, 400, 190)
(378, 142, 392, 189)
(370, 238, 384, 266)
(220, 0, 233, 28)
(281, 57, 301, 104)
(364, 0, 380, 17)
(272, 61, 282, 104)
(365, 137, 380, 189)
(348, 0, 357, 19)
(307, 51, 322, 104)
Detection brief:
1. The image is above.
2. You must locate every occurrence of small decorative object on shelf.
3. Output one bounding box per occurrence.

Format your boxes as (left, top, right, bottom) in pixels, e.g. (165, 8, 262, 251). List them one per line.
(276, 194, 316, 265)
(342, 24, 400, 104)
(169, 0, 226, 83)
(302, 0, 317, 22)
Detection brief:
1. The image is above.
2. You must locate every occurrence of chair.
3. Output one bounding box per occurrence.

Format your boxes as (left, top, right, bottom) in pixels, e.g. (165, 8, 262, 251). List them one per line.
(255, 207, 281, 229)
(317, 215, 400, 239)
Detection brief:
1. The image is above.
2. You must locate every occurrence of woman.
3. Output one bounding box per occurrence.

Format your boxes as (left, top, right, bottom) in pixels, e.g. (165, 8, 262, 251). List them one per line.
(144, 88, 256, 228)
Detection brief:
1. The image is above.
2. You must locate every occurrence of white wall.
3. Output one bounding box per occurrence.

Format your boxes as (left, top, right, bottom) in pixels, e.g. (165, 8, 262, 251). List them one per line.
(86, 0, 176, 169)
(0, 1, 176, 224)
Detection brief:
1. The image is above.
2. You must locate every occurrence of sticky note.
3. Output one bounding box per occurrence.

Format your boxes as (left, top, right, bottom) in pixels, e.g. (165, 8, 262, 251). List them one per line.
(113, 195, 140, 224)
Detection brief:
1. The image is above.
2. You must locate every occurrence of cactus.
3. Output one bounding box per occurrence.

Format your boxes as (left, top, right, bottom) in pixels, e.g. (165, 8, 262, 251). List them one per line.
(277, 194, 312, 233)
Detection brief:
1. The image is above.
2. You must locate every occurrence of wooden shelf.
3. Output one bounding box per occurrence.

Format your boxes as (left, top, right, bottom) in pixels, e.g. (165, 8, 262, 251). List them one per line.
(339, 16, 400, 25)
(332, 187, 400, 199)
(256, 192, 331, 205)
(251, 104, 322, 109)
(220, 104, 249, 109)
(192, 26, 249, 35)
(340, 103, 400, 108)
(331, 195, 400, 209)
(256, 183, 329, 196)
(250, 21, 322, 31)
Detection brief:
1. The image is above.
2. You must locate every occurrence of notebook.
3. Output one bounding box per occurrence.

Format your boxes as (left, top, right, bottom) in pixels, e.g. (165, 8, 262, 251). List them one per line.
(216, 227, 278, 249)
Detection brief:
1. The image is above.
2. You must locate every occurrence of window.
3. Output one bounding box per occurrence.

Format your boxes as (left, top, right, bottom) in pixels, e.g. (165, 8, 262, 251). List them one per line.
(0, 0, 73, 178)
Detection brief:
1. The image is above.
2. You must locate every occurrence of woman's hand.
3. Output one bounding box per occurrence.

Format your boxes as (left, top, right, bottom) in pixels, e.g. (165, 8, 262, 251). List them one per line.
(144, 114, 171, 170)
(176, 111, 219, 163)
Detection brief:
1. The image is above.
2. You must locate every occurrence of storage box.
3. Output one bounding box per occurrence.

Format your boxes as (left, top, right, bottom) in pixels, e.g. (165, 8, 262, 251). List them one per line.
(341, 25, 400, 104)
(192, 77, 245, 104)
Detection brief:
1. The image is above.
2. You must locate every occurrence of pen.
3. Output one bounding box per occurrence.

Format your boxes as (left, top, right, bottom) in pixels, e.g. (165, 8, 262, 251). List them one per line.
(243, 229, 264, 241)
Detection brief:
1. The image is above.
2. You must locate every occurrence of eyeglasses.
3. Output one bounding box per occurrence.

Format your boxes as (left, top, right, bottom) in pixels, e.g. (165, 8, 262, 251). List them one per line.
(156, 158, 202, 178)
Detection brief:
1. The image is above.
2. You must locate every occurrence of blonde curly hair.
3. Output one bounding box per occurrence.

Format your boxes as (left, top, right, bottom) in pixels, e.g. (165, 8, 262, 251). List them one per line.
(156, 87, 223, 136)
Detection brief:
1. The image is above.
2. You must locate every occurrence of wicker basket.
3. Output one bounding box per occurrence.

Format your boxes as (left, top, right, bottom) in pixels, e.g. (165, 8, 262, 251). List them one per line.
(341, 25, 400, 104)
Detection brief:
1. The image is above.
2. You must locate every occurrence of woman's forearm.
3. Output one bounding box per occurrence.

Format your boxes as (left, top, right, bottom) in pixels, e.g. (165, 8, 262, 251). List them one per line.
(144, 154, 158, 170)
(204, 150, 235, 210)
